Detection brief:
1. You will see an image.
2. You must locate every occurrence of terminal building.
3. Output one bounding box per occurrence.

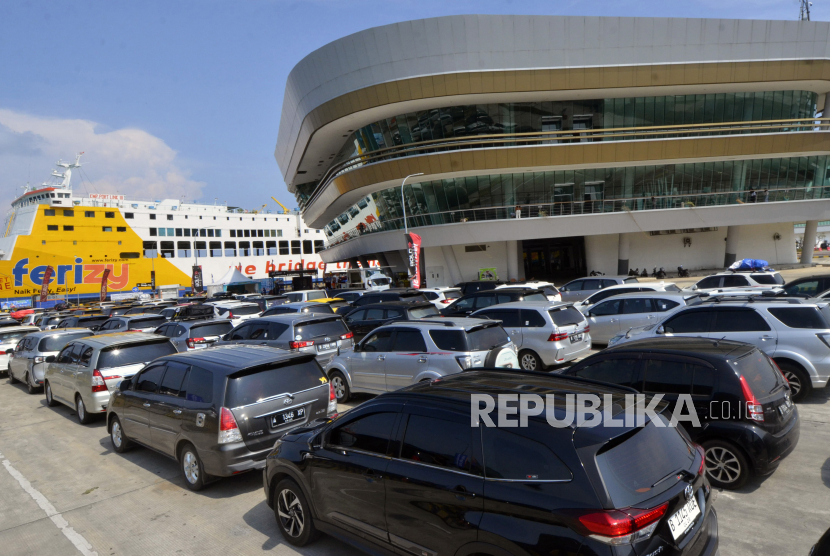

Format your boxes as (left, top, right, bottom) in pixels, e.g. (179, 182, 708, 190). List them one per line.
(276, 15, 830, 285)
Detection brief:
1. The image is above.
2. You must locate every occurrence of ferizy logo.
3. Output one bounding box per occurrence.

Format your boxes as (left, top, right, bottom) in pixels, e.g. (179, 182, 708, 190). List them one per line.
(13, 257, 130, 290)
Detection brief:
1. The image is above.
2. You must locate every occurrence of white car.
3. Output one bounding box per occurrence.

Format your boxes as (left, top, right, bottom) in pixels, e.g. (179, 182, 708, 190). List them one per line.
(496, 281, 561, 302)
(206, 301, 263, 325)
(0, 326, 40, 375)
(575, 282, 681, 313)
(284, 289, 329, 303)
(685, 271, 784, 293)
(419, 287, 462, 309)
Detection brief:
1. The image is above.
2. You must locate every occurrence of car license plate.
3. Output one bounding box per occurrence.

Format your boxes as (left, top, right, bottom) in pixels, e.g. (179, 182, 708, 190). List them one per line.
(271, 406, 306, 427)
(318, 342, 336, 351)
(667, 495, 701, 540)
(569, 333, 583, 343)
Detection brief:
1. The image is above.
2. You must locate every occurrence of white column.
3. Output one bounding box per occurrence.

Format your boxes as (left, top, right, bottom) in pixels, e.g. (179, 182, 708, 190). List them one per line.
(617, 233, 631, 275)
(441, 245, 463, 285)
(801, 220, 819, 264)
(506, 240, 519, 282)
(724, 227, 738, 268)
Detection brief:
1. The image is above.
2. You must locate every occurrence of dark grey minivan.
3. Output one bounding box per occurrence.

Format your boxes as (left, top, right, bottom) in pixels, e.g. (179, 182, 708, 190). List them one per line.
(106, 345, 336, 490)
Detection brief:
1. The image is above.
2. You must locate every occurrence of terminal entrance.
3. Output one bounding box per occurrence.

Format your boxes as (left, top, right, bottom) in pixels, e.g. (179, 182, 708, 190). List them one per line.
(522, 237, 586, 284)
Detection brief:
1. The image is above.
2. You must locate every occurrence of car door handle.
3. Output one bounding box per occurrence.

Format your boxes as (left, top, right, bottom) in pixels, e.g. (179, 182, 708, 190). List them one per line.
(143, 403, 151, 407)
(173, 409, 182, 415)
(759, 336, 774, 340)
(451, 485, 475, 498)
(377, 355, 385, 361)
(418, 356, 427, 363)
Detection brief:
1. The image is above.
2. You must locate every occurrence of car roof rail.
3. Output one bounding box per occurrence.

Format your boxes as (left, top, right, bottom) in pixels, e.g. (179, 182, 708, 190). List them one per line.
(409, 319, 457, 327)
(459, 367, 641, 395)
(700, 295, 802, 304)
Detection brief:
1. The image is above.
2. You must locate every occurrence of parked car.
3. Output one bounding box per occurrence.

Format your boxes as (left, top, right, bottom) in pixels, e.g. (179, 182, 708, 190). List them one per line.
(44, 332, 177, 424)
(472, 301, 591, 370)
(216, 314, 354, 363)
(107, 347, 337, 490)
(56, 314, 111, 331)
(95, 314, 169, 334)
(8, 328, 93, 394)
(154, 319, 235, 352)
(282, 290, 327, 303)
(0, 326, 40, 376)
(0, 317, 25, 328)
(439, 287, 547, 317)
(455, 280, 504, 295)
(584, 292, 703, 344)
(496, 281, 561, 301)
(206, 301, 263, 325)
(262, 302, 335, 316)
(245, 295, 289, 311)
(608, 298, 830, 401)
(313, 297, 351, 313)
(686, 270, 784, 292)
(123, 305, 166, 315)
(559, 275, 640, 302)
(811, 526, 830, 556)
(324, 290, 364, 303)
(264, 370, 717, 555)
(419, 287, 462, 309)
(39, 314, 71, 330)
(325, 318, 519, 402)
(780, 274, 830, 298)
(99, 306, 135, 317)
(575, 281, 682, 312)
(350, 289, 429, 308)
(560, 337, 799, 489)
(343, 302, 440, 341)
(166, 304, 216, 322)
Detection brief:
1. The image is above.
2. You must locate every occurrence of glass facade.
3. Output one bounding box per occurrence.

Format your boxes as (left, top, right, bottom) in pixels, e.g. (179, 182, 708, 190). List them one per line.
(296, 90, 818, 208)
(325, 155, 830, 241)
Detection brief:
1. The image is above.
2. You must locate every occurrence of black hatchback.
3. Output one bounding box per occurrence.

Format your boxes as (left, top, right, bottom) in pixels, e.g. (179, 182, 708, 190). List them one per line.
(342, 301, 439, 341)
(107, 346, 336, 491)
(559, 337, 799, 489)
(264, 370, 718, 556)
(440, 287, 548, 317)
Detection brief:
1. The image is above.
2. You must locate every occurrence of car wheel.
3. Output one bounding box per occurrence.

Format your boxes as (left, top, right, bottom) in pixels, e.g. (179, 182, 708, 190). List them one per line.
(274, 478, 318, 546)
(179, 443, 206, 491)
(76, 395, 94, 425)
(45, 382, 58, 407)
(26, 372, 39, 394)
(519, 350, 542, 371)
(703, 440, 749, 490)
(110, 416, 133, 453)
(7, 366, 17, 384)
(329, 371, 350, 403)
(776, 361, 812, 402)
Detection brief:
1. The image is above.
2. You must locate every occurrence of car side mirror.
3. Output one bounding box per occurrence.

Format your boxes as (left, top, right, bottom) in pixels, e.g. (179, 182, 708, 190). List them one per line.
(45, 355, 56, 363)
(89, 325, 100, 331)
(5, 349, 13, 355)
(118, 378, 132, 392)
(222, 334, 230, 341)
(656, 325, 665, 335)
(586, 311, 594, 317)
(353, 343, 361, 352)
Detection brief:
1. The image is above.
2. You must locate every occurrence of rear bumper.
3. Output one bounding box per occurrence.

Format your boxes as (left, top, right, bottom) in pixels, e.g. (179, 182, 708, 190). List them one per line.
(700, 507, 720, 556)
(541, 338, 592, 365)
(202, 442, 270, 477)
(753, 408, 800, 475)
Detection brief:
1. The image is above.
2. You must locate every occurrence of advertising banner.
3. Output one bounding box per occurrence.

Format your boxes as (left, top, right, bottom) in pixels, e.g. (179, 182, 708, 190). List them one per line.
(151, 270, 156, 290)
(405, 233, 422, 289)
(478, 268, 498, 281)
(39, 266, 54, 302)
(100, 268, 111, 302)
(192, 265, 204, 293)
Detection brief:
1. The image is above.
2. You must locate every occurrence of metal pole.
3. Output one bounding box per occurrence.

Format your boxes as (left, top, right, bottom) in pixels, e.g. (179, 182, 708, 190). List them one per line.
(400, 173, 424, 235)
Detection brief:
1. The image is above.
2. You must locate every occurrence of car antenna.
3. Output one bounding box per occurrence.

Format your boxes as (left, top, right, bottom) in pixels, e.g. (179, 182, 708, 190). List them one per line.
(713, 335, 727, 347)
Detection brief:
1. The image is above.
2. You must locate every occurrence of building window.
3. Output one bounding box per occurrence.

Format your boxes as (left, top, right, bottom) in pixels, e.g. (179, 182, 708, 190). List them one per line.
(257, 229, 264, 237)
(117, 227, 126, 232)
(209, 241, 222, 257)
(194, 241, 207, 258)
(465, 245, 487, 252)
(64, 225, 74, 231)
(44, 209, 55, 216)
(143, 241, 158, 258)
(279, 240, 289, 255)
(207, 229, 215, 237)
(160, 241, 175, 258)
(150, 228, 157, 236)
(42, 240, 46, 245)
(63, 209, 74, 217)
(276, 230, 282, 237)
(177, 241, 192, 258)
(125, 212, 134, 219)
(230, 230, 236, 238)
(167, 214, 173, 220)
(175, 228, 182, 237)
(314, 240, 325, 253)
(183, 228, 191, 237)
(252, 241, 264, 256)
(73, 241, 77, 245)
(303, 240, 313, 254)
(215, 229, 221, 237)
(224, 241, 236, 257)
(105, 212, 115, 218)
(102, 227, 112, 232)
(150, 214, 156, 220)
(158, 228, 166, 236)
(84, 211, 95, 217)
(266, 240, 277, 255)
(238, 241, 251, 256)
(291, 240, 301, 255)
(120, 252, 140, 259)
(47, 225, 58, 231)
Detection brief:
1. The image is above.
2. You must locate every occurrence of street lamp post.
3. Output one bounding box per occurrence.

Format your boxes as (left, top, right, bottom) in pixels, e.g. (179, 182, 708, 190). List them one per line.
(400, 173, 424, 235)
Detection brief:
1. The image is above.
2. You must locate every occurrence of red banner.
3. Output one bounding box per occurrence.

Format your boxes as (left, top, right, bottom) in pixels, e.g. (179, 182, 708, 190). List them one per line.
(100, 268, 111, 302)
(39, 266, 54, 303)
(405, 233, 422, 289)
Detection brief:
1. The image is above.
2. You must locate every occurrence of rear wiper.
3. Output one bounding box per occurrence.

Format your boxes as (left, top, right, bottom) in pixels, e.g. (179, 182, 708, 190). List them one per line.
(652, 468, 684, 488)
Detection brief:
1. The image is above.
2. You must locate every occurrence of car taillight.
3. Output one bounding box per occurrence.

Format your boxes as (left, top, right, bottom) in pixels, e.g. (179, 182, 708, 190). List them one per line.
(455, 355, 472, 369)
(548, 332, 569, 341)
(739, 375, 764, 422)
(227, 311, 234, 319)
(340, 331, 354, 340)
(440, 299, 452, 303)
(328, 382, 337, 413)
(218, 407, 242, 444)
(695, 443, 705, 475)
(583, 325, 590, 333)
(91, 369, 108, 393)
(570, 502, 669, 545)
(289, 340, 315, 349)
(186, 337, 207, 349)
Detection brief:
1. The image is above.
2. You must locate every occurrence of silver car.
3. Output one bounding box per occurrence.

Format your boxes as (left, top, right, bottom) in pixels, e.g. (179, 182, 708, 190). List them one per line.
(559, 276, 640, 302)
(8, 328, 92, 394)
(261, 302, 335, 316)
(608, 298, 830, 401)
(94, 314, 169, 334)
(472, 301, 591, 371)
(574, 282, 681, 313)
(154, 319, 235, 351)
(0, 326, 40, 376)
(584, 291, 703, 344)
(324, 318, 519, 402)
(43, 332, 178, 424)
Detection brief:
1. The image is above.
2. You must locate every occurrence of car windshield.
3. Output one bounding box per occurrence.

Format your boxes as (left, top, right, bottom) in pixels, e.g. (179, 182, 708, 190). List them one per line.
(225, 360, 327, 407)
(38, 333, 90, 352)
(444, 290, 461, 300)
(409, 305, 439, 318)
(294, 319, 349, 340)
(130, 317, 167, 329)
(190, 322, 234, 337)
(549, 307, 585, 327)
(735, 351, 781, 396)
(467, 325, 510, 351)
(370, 278, 391, 286)
(98, 341, 176, 369)
(231, 305, 261, 316)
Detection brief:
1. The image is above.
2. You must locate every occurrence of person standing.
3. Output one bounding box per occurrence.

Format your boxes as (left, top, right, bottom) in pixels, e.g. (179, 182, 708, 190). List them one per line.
(764, 189, 769, 202)
(748, 189, 757, 203)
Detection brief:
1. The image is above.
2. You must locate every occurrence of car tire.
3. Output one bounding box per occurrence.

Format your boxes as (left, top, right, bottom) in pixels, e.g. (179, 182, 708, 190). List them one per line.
(776, 361, 812, 402)
(274, 478, 318, 546)
(26, 372, 39, 394)
(179, 443, 206, 491)
(76, 395, 94, 425)
(7, 366, 17, 384)
(110, 416, 133, 453)
(45, 381, 58, 407)
(703, 439, 749, 490)
(518, 350, 543, 372)
(329, 371, 350, 403)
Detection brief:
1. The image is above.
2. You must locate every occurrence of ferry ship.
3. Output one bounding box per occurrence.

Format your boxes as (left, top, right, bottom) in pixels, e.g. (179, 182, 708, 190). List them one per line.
(0, 154, 330, 301)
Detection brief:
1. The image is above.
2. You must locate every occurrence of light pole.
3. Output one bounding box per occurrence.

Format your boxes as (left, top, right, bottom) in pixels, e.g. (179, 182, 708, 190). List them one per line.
(400, 173, 424, 235)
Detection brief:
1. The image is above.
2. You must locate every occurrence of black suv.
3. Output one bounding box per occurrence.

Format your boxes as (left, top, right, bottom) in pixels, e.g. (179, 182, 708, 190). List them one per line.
(780, 274, 830, 297)
(350, 289, 428, 308)
(342, 301, 440, 340)
(560, 337, 799, 489)
(440, 287, 547, 317)
(264, 370, 717, 555)
(455, 280, 504, 295)
(107, 346, 336, 491)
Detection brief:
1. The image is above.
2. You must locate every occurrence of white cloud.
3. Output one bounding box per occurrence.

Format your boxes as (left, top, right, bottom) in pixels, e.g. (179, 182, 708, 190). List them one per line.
(0, 109, 204, 208)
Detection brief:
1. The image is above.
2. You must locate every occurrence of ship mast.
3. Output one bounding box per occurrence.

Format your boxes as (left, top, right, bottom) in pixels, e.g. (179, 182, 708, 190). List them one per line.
(800, 0, 812, 21)
(49, 152, 83, 190)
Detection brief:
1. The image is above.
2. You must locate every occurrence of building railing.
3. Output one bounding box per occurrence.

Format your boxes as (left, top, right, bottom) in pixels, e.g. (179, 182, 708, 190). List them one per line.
(324, 184, 830, 249)
(305, 117, 830, 210)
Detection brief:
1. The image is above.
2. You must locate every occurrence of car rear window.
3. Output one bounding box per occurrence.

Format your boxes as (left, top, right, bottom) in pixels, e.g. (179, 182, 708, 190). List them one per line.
(664, 284, 681, 292)
(38, 333, 89, 352)
(751, 273, 784, 285)
(79, 316, 109, 326)
(190, 322, 234, 337)
(444, 290, 462, 300)
(523, 292, 548, 302)
(623, 277, 639, 283)
(224, 359, 327, 407)
(0, 331, 34, 344)
(595, 414, 696, 507)
(304, 305, 334, 314)
(264, 307, 295, 315)
(130, 317, 167, 329)
(735, 351, 781, 396)
(768, 307, 829, 329)
(98, 340, 176, 368)
(467, 325, 510, 351)
(294, 319, 349, 340)
(231, 305, 262, 316)
(429, 330, 467, 351)
(549, 307, 585, 327)
(400, 293, 428, 302)
(409, 305, 439, 319)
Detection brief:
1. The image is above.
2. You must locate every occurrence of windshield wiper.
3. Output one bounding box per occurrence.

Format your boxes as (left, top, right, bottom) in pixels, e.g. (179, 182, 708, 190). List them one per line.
(652, 468, 684, 488)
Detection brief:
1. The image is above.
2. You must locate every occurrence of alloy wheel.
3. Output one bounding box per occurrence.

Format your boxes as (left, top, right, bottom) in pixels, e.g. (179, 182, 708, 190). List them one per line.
(46, 384, 52, 404)
(521, 353, 537, 371)
(111, 421, 122, 448)
(183, 451, 199, 484)
(331, 376, 346, 400)
(783, 371, 802, 397)
(77, 398, 85, 421)
(277, 489, 305, 538)
(705, 446, 742, 485)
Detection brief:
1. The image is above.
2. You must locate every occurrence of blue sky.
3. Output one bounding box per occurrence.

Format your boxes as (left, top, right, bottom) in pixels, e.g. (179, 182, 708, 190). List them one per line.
(1, 0, 824, 213)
